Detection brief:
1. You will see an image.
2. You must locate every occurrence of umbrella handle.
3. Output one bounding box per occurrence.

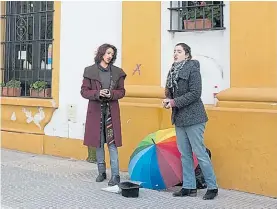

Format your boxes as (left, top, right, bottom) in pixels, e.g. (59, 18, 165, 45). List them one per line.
(151, 138, 156, 144)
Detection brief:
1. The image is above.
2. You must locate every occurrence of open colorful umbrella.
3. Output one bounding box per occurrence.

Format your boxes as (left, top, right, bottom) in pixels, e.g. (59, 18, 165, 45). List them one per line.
(128, 128, 198, 190)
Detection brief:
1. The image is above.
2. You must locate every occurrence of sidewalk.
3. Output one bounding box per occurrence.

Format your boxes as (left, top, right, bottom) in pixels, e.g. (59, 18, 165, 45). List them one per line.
(1, 148, 277, 209)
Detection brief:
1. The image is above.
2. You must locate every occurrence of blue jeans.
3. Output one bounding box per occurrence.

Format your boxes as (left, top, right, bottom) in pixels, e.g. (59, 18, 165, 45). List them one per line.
(96, 125, 119, 176)
(175, 123, 217, 189)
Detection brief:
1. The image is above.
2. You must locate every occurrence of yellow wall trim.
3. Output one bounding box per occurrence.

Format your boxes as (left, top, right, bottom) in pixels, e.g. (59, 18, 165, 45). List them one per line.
(1, 131, 88, 160)
(44, 135, 88, 160)
(217, 88, 277, 103)
(217, 87, 277, 109)
(1, 97, 58, 108)
(51, 1, 61, 108)
(217, 101, 277, 110)
(125, 85, 165, 98)
(1, 131, 44, 154)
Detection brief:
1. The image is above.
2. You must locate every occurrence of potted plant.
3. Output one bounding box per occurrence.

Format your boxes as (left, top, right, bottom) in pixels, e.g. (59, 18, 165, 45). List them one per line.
(30, 80, 51, 98)
(182, 1, 221, 30)
(4, 79, 22, 97)
(0, 82, 7, 96)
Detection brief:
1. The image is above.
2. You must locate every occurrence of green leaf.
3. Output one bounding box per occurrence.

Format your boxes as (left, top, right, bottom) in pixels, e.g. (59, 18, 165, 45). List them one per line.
(6, 79, 21, 88)
(30, 80, 48, 91)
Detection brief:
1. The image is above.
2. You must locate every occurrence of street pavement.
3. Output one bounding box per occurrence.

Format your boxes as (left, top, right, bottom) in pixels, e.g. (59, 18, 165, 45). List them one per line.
(1, 148, 277, 209)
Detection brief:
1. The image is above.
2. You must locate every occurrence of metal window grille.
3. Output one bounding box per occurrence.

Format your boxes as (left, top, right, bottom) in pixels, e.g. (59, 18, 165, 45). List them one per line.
(1, 1, 54, 98)
(168, 1, 225, 32)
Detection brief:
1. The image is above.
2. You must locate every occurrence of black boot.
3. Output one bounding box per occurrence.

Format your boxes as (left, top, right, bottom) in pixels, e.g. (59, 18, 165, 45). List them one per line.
(96, 162, 106, 182)
(173, 188, 197, 197)
(96, 173, 107, 182)
(108, 175, 120, 186)
(203, 189, 218, 200)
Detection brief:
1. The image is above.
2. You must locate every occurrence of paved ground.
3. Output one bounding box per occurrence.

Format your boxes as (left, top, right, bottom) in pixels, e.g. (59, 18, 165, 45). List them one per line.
(1, 149, 277, 209)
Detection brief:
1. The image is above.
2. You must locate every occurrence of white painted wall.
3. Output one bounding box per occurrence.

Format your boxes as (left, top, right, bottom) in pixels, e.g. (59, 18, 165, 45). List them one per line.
(45, 1, 122, 139)
(161, 1, 230, 104)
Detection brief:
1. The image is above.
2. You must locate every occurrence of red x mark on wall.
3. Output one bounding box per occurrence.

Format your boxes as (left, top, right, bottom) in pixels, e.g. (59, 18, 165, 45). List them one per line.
(132, 64, 142, 75)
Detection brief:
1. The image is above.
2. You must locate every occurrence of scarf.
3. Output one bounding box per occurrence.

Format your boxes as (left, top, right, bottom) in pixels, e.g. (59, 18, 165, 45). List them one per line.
(100, 102, 114, 145)
(99, 67, 115, 146)
(165, 60, 186, 93)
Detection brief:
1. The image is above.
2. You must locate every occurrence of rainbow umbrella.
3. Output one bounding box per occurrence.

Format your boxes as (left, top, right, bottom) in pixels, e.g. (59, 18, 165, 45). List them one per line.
(128, 128, 198, 190)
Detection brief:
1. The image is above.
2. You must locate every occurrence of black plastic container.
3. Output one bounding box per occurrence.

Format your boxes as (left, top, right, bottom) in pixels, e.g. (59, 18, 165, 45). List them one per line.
(118, 181, 140, 198)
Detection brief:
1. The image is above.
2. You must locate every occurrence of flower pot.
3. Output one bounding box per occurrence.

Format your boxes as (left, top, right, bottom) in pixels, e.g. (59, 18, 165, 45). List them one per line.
(184, 18, 212, 30)
(3, 87, 22, 97)
(30, 88, 51, 98)
(1, 87, 8, 96)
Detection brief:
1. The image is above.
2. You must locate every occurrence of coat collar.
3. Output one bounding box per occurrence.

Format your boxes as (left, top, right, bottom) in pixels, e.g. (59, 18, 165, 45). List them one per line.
(83, 64, 126, 82)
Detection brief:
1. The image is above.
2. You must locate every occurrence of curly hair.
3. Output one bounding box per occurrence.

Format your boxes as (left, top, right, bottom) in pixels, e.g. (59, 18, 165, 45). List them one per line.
(94, 43, 117, 64)
(176, 43, 192, 60)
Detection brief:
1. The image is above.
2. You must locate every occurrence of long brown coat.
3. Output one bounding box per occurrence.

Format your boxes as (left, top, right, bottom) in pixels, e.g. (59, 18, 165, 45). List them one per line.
(80, 64, 126, 148)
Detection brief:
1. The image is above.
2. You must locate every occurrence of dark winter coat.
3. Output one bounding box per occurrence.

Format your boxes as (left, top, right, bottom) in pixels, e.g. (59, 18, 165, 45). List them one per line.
(165, 60, 208, 127)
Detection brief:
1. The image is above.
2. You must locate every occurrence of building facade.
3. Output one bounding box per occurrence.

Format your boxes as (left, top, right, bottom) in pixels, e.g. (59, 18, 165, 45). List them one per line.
(1, 1, 277, 197)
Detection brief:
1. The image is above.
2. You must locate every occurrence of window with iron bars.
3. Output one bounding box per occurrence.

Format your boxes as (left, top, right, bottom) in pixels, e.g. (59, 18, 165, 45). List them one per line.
(168, 1, 225, 32)
(1, 1, 54, 98)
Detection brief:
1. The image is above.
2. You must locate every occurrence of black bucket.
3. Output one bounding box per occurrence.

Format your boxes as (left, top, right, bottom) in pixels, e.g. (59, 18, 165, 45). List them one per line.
(118, 181, 140, 198)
